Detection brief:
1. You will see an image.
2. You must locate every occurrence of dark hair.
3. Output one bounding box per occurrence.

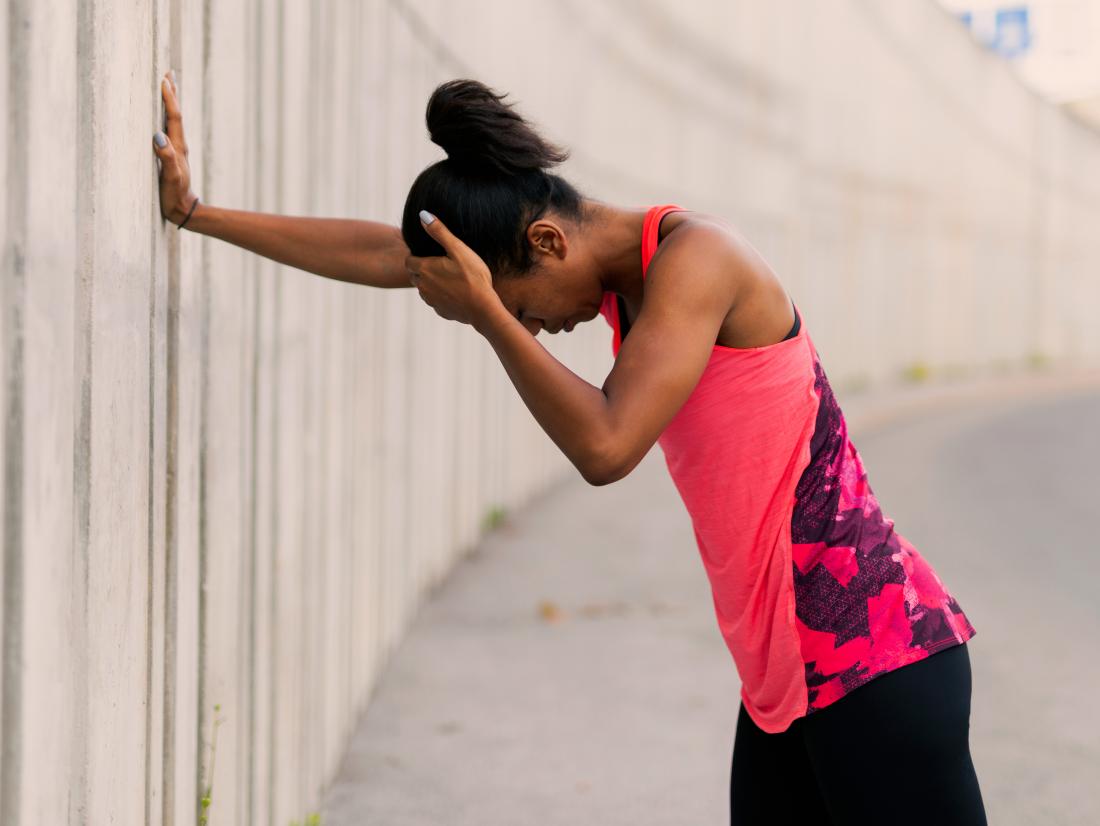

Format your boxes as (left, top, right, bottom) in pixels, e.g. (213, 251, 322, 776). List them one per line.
(401, 78, 587, 276)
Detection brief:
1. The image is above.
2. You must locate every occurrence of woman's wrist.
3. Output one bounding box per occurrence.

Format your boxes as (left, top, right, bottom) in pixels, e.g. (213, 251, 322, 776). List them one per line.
(171, 192, 202, 229)
(472, 296, 515, 339)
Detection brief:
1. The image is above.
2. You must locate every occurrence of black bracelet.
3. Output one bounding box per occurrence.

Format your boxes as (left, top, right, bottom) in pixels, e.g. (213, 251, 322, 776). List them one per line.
(178, 195, 200, 230)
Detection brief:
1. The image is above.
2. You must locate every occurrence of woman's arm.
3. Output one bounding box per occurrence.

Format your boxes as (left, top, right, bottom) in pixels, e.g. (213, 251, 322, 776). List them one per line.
(474, 228, 738, 485)
(152, 69, 412, 289)
(181, 205, 412, 289)
(407, 213, 743, 486)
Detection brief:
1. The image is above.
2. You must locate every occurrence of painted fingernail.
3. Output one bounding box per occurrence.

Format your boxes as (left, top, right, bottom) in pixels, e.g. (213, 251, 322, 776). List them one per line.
(419, 209, 435, 225)
(154, 132, 167, 148)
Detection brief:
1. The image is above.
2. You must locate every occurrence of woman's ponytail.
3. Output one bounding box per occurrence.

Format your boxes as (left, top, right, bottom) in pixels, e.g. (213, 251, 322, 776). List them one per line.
(426, 79, 570, 177)
(402, 78, 586, 275)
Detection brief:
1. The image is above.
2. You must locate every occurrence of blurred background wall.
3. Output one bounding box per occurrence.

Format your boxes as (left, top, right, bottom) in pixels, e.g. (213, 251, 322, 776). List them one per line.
(1, 0, 1097, 823)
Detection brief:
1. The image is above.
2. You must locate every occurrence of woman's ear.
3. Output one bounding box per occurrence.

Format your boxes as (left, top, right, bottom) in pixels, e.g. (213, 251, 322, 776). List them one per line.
(527, 219, 568, 260)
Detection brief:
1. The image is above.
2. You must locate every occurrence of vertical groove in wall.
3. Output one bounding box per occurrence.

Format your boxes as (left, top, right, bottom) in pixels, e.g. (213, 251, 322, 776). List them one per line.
(160, 196, 179, 820)
(161, 0, 185, 823)
(397, 0, 415, 631)
(401, 326, 413, 610)
(346, 0, 363, 761)
(234, 0, 253, 813)
(298, 303, 309, 812)
(244, 0, 263, 821)
(378, 0, 392, 673)
(379, 0, 392, 671)
(267, 2, 285, 819)
(146, 3, 163, 824)
(1, 0, 29, 822)
(316, 0, 331, 789)
(235, 252, 245, 824)
(266, 303, 280, 824)
(195, 0, 212, 821)
(70, 0, 97, 822)
(300, 2, 320, 807)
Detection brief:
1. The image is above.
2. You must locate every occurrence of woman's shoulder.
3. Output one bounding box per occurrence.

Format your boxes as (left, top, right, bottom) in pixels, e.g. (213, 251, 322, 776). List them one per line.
(643, 218, 743, 314)
(653, 210, 755, 262)
(649, 211, 796, 349)
(647, 211, 755, 292)
(660, 208, 737, 237)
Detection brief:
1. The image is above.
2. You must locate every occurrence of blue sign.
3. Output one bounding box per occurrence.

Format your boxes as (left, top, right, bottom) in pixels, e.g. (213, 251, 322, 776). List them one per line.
(957, 6, 1032, 59)
(995, 7, 1031, 58)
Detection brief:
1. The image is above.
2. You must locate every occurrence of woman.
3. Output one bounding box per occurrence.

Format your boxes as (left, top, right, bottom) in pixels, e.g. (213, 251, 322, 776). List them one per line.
(153, 72, 987, 824)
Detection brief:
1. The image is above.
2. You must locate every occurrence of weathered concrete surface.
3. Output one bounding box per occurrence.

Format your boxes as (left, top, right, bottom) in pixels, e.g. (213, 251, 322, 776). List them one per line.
(320, 366, 1100, 825)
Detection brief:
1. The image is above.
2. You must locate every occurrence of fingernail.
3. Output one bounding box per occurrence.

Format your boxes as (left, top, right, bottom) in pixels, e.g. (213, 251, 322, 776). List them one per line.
(419, 209, 435, 225)
(169, 69, 176, 83)
(154, 132, 167, 148)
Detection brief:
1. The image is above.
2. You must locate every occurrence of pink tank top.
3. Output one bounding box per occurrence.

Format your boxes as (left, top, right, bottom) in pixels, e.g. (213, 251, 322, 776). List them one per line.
(600, 204, 977, 733)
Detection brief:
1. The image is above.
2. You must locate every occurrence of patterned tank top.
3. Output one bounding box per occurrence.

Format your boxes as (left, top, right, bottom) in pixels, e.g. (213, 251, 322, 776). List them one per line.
(599, 204, 977, 733)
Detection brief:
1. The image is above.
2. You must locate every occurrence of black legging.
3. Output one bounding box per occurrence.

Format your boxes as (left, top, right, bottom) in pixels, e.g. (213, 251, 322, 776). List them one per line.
(730, 642, 987, 825)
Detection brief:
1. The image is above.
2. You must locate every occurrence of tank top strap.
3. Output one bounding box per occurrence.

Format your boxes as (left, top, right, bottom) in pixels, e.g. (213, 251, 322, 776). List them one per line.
(641, 204, 689, 278)
(600, 203, 689, 358)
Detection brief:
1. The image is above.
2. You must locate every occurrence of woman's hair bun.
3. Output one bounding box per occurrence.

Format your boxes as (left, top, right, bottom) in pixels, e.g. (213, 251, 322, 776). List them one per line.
(426, 78, 569, 176)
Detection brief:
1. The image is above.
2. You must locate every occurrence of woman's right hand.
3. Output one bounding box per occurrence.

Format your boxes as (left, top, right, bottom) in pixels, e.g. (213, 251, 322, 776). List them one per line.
(146, 70, 412, 288)
(152, 69, 199, 226)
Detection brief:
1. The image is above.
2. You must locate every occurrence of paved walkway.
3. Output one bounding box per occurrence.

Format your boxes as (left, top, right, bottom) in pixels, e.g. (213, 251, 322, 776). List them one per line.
(320, 365, 1100, 825)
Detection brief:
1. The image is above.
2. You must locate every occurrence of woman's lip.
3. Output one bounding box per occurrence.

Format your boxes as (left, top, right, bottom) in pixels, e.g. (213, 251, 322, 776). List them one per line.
(564, 319, 575, 332)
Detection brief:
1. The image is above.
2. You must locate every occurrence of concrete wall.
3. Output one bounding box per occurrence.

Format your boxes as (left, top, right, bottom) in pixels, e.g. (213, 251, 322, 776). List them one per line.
(1, 0, 1097, 823)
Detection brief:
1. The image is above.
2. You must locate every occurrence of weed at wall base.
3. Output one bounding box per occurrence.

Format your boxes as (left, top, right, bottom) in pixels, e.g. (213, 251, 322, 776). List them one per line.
(198, 703, 225, 826)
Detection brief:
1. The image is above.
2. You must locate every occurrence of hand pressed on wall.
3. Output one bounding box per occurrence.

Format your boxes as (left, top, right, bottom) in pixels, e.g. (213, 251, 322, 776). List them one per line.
(151, 69, 200, 227)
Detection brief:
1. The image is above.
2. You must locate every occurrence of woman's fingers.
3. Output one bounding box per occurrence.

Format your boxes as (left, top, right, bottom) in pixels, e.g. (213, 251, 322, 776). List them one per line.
(161, 71, 189, 156)
(152, 131, 179, 179)
(152, 70, 199, 225)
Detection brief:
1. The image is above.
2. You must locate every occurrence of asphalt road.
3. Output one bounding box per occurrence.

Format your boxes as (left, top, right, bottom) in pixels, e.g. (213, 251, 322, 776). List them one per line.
(320, 374, 1100, 825)
(852, 386, 1100, 825)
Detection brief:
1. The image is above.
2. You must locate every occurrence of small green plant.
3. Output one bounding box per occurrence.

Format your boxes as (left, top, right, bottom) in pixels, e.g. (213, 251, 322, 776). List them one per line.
(482, 504, 508, 531)
(198, 703, 226, 826)
(1026, 350, 1049, 370)
(901, 361, 931, 383)
(839, 372, 871, 395)
(289, 814, 323, 826)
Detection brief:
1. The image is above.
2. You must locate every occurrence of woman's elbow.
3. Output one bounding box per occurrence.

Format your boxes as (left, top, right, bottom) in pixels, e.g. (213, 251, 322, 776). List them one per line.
(579, 448, 634, 487)
(581, 465, 616, 486)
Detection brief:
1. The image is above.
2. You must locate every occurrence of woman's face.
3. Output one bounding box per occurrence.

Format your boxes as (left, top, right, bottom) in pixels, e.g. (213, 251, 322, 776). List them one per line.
(491, 218, 605, 337)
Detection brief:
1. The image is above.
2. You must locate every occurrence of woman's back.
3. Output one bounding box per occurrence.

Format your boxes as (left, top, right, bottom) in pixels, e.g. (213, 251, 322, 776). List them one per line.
(600, 204, 978, 734)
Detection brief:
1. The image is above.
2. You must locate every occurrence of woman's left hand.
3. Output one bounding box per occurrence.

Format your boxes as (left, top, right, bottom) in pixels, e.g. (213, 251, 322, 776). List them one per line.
(405, 211, 501, 328)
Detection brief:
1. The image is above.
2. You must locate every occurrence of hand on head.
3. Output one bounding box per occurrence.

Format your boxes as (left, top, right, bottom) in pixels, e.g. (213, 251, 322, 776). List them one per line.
(404, 211, 502, 329)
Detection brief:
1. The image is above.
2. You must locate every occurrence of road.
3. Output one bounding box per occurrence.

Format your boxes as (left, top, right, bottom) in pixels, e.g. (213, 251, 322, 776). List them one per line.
(321, 371, 1100, 825)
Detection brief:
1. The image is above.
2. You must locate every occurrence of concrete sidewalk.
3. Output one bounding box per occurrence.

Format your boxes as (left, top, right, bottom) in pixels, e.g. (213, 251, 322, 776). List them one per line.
(320, 365, 1100, 825)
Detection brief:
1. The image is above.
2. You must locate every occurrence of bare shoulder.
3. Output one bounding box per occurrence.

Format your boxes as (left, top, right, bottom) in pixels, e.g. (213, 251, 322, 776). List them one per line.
(646, 211, 796, 349)
(644, 213, 753, 311)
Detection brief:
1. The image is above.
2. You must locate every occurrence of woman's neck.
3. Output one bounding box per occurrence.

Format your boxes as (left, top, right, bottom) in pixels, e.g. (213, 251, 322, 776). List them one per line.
(583, 200, 648, 304)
